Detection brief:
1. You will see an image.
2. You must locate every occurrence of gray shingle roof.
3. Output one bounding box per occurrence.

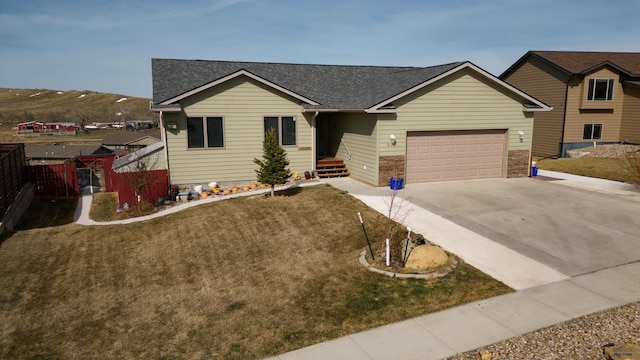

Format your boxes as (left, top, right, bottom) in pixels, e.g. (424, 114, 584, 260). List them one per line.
(152, 59, 466, 110)
(102, 131, 161, 146)
(25, 144, 113, 159)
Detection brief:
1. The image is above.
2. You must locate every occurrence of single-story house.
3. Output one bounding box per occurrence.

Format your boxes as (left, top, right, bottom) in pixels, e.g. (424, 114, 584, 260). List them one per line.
(501, 51, 640, 157)
(102, 130, 161, 152)
(25, 144, 113, 165)
(151, 59, 550, 187)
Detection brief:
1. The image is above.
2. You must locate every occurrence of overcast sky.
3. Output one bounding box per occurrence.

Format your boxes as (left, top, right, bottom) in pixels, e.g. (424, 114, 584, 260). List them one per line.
(1, 0, 638, 98)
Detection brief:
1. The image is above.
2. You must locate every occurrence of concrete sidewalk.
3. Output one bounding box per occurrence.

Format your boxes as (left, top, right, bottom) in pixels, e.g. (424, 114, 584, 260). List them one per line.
(266, 172, 640, 360)
(268, 261, 640, 360)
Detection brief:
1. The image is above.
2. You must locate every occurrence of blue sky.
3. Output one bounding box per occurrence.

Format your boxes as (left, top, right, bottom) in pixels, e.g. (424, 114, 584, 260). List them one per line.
(1, 0, 638, 98)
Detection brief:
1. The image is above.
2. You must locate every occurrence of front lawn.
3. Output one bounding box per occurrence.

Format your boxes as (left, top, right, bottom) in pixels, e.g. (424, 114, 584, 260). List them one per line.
(0, 185, 511, 359)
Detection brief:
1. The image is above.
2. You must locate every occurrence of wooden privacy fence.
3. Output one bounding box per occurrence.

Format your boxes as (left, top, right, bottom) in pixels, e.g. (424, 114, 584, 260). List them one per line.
(114, 169, 169, 207)
(26, 163, 80, 197)
(76, 155, 117, 192)
(1, 143, 26, 216)
(25, 154, 168, 208)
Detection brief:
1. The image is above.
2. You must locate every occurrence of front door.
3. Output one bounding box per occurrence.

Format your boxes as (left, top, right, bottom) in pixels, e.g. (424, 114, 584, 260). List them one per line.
(316, 114, 328, 158)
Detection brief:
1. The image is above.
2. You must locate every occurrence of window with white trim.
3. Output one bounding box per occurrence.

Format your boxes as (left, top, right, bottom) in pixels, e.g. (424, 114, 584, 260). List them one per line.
(264, 116, 296, 146)
(187, 116, 224, 148)
(586, 79, 614, 101)
(583, 123, 603, 140)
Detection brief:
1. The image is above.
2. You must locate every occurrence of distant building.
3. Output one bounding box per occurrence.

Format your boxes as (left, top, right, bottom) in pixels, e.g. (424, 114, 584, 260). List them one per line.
(17, 121, 77, 136)
(16, 121, 44, 134)
(102, 130, 161, 152)
(126, 120, 154, 130)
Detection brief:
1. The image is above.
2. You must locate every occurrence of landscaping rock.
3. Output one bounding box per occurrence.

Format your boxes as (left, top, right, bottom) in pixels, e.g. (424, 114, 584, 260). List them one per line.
(404, 245, 448, 271)
(566, 150, 591, 158)
(567, 144, 640, 158)
(603, 343, 640, 360)
(413, 233, 427, 245)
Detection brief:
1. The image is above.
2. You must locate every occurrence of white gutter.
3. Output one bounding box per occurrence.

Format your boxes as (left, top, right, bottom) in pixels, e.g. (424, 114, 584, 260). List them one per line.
(523, 106, 554, 112)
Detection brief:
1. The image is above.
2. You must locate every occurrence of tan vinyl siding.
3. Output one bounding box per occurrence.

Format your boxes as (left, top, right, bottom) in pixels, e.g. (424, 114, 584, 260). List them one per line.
(333, 113, 378, 185)
(565, 68, 623, 143)
(621, 85, 640, 144)
(383, 67, 533, 178)
(502, 57, 568, 157)
(164, 76, 312, 185)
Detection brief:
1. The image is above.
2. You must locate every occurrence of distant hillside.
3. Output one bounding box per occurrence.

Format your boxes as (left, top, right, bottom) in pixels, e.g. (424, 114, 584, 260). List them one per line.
(0, 88, 155, 125)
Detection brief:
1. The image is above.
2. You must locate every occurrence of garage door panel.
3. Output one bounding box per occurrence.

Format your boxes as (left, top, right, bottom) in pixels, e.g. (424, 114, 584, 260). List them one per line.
(406, 130, 505, 183)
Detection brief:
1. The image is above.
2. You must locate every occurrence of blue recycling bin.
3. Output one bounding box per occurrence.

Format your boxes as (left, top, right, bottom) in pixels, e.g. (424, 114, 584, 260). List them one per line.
(531, 165, 538, 177)
(389, 177, 404, 190)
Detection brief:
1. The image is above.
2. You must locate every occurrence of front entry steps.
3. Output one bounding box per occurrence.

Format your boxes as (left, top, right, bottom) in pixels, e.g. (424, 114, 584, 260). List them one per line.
(316, 158, 350, 178)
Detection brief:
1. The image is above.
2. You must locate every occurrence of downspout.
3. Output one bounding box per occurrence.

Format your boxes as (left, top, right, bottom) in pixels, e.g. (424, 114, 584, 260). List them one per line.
(559, 77, 572, 157)
(159, 111, 171, 185)
(311, 111, 318, 173)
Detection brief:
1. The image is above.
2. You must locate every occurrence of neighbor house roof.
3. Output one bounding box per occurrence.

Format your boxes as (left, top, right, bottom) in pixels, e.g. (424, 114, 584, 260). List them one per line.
(502, 51, 640, 78)
(25, 144, 113, 160)
(623, 80, 640, 88)
(102, 131, 161, 146)
(112, 142, 164, 170)
(152, 59, 551, 112)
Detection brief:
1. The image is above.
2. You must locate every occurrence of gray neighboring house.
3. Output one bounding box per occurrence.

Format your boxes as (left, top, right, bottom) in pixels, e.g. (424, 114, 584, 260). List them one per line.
(25, 144, 113, 165)
(151, 59, 550, 187)
(102, 131, 161, 153)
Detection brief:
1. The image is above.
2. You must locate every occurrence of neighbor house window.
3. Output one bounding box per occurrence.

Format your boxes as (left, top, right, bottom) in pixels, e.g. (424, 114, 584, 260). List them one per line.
(583, 123, 603, 140)
(587, 79, 614, 101)
(187, 116, 224, 148)
(263, 116, 296, 146)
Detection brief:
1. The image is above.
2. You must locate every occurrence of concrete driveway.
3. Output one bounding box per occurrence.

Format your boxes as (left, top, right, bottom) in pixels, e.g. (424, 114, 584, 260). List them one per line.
(402, 176, 640, 277)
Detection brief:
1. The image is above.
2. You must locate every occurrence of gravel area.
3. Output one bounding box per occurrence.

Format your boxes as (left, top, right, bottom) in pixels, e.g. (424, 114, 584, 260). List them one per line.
(446, 301, 640, 360)
(567, 144, 640, 158)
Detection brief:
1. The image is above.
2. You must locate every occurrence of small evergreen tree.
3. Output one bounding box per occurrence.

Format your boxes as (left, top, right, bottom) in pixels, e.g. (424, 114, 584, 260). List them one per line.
(254, 128, 291, 197)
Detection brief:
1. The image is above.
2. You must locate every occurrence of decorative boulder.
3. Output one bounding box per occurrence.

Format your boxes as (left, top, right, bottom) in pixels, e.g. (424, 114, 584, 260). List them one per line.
(603, 343, 640, 360)
(405, 245, 449, 271)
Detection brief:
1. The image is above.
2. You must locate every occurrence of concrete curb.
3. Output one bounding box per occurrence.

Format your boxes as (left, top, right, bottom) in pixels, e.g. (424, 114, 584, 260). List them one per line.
(358, 249, 457, 280)
(73, 180, 323, 226)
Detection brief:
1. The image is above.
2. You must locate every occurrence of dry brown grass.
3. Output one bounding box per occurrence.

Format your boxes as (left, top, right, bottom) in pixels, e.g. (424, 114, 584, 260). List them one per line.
(90, 192, 157, 221)
(536, 152, 640, 184)
(0, 185, 511, 359)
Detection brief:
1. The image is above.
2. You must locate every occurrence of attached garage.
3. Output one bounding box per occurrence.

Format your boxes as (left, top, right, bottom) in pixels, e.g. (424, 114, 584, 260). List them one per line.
(406, 130, 505, 183)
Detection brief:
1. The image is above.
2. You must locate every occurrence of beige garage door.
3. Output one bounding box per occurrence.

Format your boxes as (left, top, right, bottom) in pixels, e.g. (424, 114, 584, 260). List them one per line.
(406, 130, 505, 183)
